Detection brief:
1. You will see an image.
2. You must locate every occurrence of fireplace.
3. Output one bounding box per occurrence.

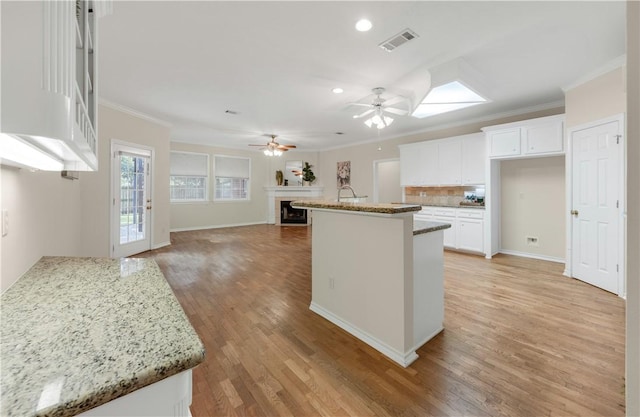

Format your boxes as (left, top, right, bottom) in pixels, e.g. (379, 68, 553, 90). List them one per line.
(280, 201, 307, 224)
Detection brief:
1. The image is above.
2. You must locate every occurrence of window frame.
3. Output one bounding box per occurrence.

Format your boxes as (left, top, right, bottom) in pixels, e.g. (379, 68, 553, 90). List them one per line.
(169, 151, 210, 203)
(213, 154, 251, 202)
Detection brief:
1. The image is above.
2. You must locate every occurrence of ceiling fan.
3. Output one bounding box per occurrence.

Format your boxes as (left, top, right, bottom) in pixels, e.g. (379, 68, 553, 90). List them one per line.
(349, 87, 410, 128)
(249, 135, 296, 156)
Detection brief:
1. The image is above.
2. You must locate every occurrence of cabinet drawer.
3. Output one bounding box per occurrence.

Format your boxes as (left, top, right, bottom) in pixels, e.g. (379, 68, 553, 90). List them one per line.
(433, 208, 456, 217)
(457, 209, 484, 220)
(418, 207, 434, 216)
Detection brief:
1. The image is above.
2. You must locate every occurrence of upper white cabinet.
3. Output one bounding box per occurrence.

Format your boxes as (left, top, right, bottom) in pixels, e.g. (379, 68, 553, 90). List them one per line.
(487, 128, 521, 157)
(461, 134, 486, 185)
(438, 139, 462, 185)
(484, 114, 565, 159)
(399, 132, 485, 186)
(1, 0, 111, 171)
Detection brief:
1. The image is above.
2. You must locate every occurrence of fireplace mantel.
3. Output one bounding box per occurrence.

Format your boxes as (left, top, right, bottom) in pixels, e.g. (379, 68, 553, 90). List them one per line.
(265, 186, 324, 224)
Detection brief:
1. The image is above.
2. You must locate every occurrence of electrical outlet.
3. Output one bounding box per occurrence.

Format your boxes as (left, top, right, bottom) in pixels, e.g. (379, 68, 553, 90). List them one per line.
(526, 236, 539, 246)
(2, 209, 8, 237)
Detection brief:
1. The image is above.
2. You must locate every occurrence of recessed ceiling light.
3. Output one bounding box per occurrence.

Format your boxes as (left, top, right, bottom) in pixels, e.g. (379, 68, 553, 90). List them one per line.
(332, 87, 344, 94)
(355, 19, 372, 32)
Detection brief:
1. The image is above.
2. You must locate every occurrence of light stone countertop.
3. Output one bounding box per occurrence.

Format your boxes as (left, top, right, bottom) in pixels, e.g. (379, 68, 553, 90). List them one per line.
(413, 220, 452, 236)
(292, 199, 422, 214)
(0, 257, 205, 417)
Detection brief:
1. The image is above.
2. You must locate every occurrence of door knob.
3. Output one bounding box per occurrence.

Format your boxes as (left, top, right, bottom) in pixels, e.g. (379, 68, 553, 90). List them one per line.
(571, 209, 579, 216)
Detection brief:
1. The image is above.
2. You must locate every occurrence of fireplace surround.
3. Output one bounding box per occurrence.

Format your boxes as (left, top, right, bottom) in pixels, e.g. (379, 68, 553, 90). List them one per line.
(264, 186, 323, 225)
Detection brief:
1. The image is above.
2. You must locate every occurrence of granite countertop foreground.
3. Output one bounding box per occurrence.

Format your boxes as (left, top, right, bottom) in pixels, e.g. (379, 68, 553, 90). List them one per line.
(413, 220, 452, 236)
(0, 257, 205, 417)
(292, 199, 422, 214)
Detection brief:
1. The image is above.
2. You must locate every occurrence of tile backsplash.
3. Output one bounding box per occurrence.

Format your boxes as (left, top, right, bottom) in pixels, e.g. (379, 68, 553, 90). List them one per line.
(405, 186, 481, 206)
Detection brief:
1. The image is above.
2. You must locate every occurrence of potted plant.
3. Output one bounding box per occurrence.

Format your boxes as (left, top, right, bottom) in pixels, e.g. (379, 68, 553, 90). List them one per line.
(302, 162, 316, 185)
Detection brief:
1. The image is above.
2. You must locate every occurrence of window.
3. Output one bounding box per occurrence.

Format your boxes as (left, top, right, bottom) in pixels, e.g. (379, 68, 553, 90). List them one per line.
(170, 151, 209, 202)
(214, 155, 250, 201)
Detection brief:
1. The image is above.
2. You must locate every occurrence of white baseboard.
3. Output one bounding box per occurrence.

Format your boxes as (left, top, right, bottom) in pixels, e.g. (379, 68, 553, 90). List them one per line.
(170, 221, 267, 233)
(309, 302, 418, 368)
(498, 249, 565, 264)
(152, 241, 171, 250)
(411, 326, 444, 353)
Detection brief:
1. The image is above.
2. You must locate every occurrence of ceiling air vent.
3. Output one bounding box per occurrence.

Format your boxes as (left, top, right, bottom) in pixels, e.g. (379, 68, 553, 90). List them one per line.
(378, 29, 419, 52)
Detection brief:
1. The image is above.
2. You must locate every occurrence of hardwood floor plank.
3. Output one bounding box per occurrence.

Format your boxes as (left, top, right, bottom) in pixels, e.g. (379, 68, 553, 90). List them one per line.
(138, 225, 625, 416)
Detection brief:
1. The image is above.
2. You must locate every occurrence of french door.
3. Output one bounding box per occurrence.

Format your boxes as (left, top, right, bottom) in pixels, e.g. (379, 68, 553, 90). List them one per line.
(570, 118, 622, 294)
(111, 142, 153, 258)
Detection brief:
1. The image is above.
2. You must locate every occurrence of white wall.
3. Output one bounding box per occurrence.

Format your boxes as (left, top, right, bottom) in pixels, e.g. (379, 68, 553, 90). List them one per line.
(78, 103, 172, 256)
(565, 67, 626, 129)
(0, 166, 83, 291)
(500, 157, 565, 260)
(626, 1, 640, 414)
(169, 141, 319, 230)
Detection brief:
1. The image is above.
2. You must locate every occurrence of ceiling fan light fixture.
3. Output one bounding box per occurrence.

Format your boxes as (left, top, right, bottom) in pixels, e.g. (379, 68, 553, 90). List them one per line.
(364, 113, 394, 130)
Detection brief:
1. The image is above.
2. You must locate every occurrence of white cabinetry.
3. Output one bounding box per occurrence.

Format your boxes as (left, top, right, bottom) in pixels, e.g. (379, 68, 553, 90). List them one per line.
(399, 133, 485, 186)
(484, 115, 565, 159)
(437, 139, 462, 185)
(456, 210, 484, 253)
(415, 206, 484, 254)
(1, 0, 110, 171)
(488, 128, 521, 157)
(461, 134, 486, 184)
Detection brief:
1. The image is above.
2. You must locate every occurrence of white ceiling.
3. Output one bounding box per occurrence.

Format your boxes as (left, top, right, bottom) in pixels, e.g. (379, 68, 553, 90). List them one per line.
(98, 1, 626, 151)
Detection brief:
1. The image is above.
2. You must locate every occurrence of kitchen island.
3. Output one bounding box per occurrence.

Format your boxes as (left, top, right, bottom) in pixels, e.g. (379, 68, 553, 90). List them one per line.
(291, 200, 450, 367)
(0, 257, 205, 417)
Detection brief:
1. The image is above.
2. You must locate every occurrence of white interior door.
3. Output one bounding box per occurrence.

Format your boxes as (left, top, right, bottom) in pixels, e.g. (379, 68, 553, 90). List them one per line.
(374, 159, 401, 203)
(571, 120, 621, 294)
(112, 143, 152, 258)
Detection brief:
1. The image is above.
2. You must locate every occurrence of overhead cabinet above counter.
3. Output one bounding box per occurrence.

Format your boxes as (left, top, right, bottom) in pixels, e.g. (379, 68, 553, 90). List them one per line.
(1, 0, 111, 171)
(399, 132, 486, 187)
(483, 114, 565, 159)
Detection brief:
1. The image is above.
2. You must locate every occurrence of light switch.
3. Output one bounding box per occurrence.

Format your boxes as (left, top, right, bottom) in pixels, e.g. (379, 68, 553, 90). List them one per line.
(2, 209, 8, 237)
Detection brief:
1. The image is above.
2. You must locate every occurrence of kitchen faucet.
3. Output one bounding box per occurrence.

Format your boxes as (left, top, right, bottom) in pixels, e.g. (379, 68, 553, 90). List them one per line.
(337, 185, 357, 202)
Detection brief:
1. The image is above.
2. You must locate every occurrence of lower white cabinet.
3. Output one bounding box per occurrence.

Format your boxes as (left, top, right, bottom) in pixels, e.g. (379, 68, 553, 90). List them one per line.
(416, 207, 484, 254)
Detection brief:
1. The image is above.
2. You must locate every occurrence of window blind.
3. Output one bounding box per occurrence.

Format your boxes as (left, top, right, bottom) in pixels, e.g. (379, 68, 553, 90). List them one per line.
(170, 152, 209, 176)
(214, 155, 250, 178)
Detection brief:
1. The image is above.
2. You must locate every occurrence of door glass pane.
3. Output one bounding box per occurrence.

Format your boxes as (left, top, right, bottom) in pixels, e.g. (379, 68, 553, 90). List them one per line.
(120, 154, 148, 245)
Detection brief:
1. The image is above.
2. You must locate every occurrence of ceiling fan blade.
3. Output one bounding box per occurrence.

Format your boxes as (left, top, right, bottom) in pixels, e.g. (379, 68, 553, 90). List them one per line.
(249, 144, 265, 147)
(277, 145, 297, 149)
(347, 102, 374, 108)
(353, 108, 375, 119)
(384, 107, 409, 116)
(383, 96, 406, 106)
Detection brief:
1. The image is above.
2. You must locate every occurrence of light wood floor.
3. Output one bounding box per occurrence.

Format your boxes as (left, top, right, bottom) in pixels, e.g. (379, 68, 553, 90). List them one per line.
(139, 224, 625, 416)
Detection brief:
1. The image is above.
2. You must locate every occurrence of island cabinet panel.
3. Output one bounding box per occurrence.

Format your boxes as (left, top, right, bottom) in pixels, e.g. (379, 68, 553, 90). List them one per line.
(298, 201, 445, 367)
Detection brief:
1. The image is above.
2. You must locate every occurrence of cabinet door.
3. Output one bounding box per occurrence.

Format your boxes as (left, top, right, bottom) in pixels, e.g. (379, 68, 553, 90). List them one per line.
(437, 139, 462, 185)
(488, 128, 521, 157)
(433, 216, 456, 248)
(461, 134, 486, 184)
(399, 146, 422, 186)
(457, 218, 484, 253)
(523, 120, 564, 155)
(420, 142, 439, 186)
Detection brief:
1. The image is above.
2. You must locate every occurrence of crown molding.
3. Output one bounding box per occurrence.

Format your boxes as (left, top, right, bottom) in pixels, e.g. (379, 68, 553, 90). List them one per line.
(99, 98, 173, 128)
(562, 54, 627, 92)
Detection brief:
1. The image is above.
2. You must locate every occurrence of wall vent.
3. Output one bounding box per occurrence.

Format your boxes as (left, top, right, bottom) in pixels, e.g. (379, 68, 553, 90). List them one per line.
(378, 29, 419, 52)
